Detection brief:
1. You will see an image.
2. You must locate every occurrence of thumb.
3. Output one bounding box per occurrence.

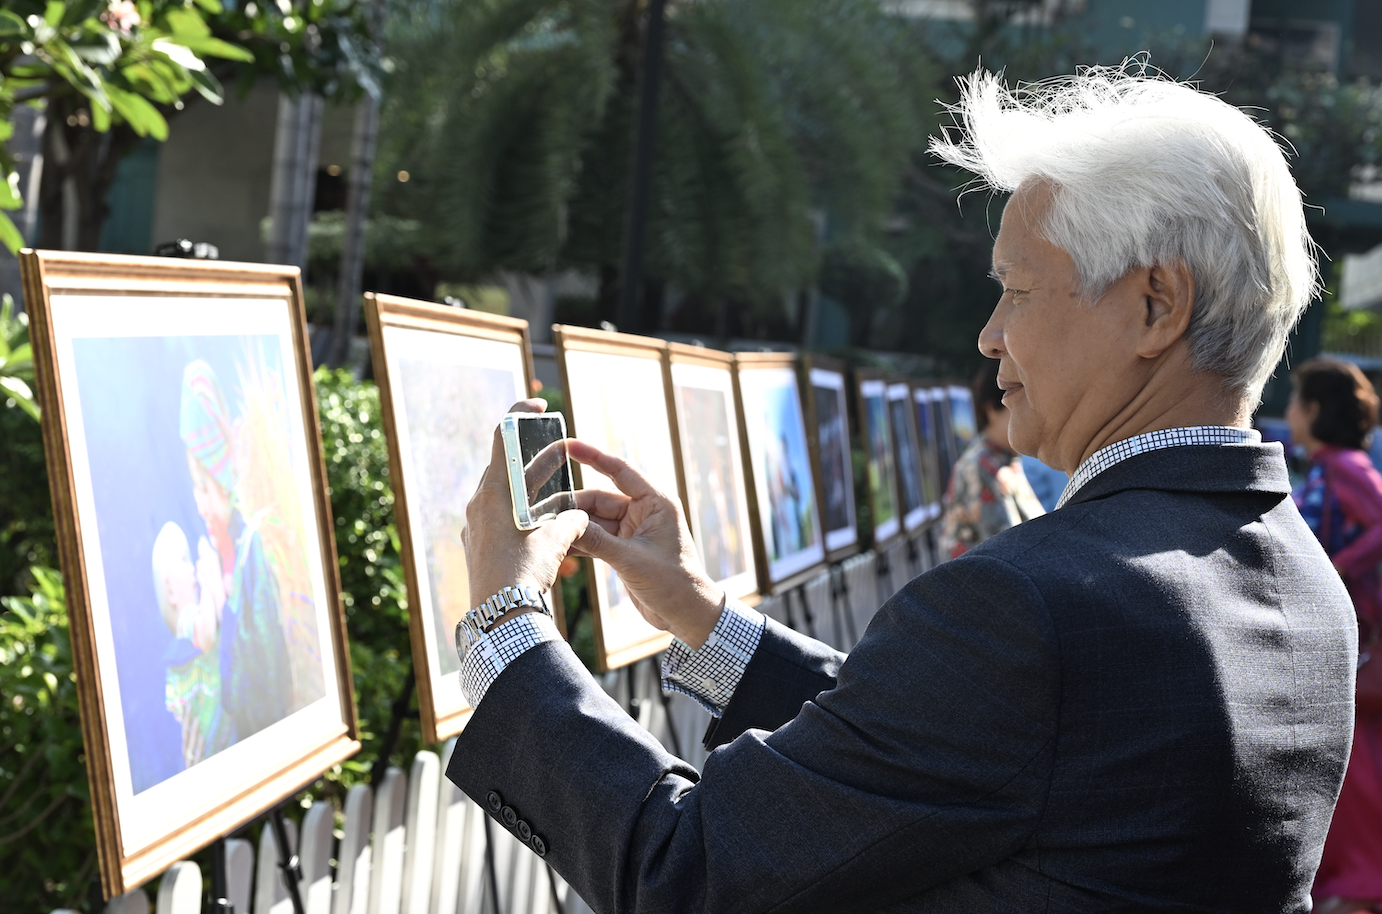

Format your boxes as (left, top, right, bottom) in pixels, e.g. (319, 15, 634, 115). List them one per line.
(573, 516, 632, 566)
(544, 508, 590, 555)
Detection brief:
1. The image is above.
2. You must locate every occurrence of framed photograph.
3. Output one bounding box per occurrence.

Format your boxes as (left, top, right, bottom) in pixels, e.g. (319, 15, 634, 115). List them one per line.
(733, 353, 826, 593)
(888, 380, 931, 530)
(933, 386, 959, 492)
(855, 370, 901, 548)
(911, 385, 944, 516)
(801, 355, 859, 562)
(948, 384, 977, 454)
(20, 251, 358, 897)
(364, 293, 547, 745)
(554, 325, 676, 671)
(665, 344, 760, 605)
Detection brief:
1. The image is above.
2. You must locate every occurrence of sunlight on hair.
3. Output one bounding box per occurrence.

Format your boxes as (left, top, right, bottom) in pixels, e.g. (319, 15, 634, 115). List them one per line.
(930, 60, 1321, 403)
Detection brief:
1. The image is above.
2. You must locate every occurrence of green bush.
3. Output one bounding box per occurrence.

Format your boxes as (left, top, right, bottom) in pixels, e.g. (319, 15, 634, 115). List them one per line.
(0, 568, 96, 912)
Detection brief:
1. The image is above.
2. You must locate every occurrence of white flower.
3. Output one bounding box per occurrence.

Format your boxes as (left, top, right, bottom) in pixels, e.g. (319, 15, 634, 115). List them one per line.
(101, 0, 140, 36)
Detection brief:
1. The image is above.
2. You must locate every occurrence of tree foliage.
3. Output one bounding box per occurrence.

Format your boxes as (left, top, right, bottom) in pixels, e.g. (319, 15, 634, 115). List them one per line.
(0, 0, 261, 250)
(375, 0, 933, 326)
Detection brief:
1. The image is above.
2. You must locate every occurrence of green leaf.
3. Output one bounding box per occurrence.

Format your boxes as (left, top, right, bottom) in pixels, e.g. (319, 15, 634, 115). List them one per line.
(0, 171, 21, 209)
(44, 1, 65, 28)
(106, 86, 169, 139)
(185, 65, 226, 105)
(192, 0, 223, 13)
(151, 37, 207, 72)
(0, 376, 40, 420)
(164, 8, 212, 39)
(0, 212, 23, 255)
(0, 9, 27, 35)
(176, 35, 255, 64)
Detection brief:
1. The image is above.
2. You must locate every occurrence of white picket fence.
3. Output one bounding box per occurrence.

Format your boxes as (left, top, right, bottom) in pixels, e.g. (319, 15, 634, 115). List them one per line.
(66, 535, 936, 914)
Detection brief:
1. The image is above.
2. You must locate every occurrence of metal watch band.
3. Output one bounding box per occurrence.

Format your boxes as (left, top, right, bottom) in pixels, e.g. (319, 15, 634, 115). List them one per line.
(455, 585, 551, 655)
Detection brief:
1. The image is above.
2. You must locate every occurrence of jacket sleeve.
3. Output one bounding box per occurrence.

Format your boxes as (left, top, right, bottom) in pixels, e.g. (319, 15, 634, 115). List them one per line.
(445, 553, 1060, 914)
(1329, 450, 1382, 578)
(702, 619, 845, 749)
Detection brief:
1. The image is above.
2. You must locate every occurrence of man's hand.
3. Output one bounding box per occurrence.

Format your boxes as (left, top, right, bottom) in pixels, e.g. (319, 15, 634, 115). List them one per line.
(567, 439, 722, 649)
(463, 400, 590, 609)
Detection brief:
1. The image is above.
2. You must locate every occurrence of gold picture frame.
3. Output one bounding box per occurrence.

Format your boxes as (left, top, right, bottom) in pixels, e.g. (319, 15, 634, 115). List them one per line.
(800, 354, 861, 563)
(664, 343, 761, 607)
(854, 368, 902, 549)
(20, 250, 359, 897)
(364, 293, 559, 745)
(553, 325, 675, 672)
(733, 352, 827, 594)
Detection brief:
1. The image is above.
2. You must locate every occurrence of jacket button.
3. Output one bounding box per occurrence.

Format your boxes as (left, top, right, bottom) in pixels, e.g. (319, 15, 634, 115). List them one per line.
(531, 834, 547, 857)
(516, 820, 532, 841)
(501, 806, 518, 827)
(486, 791, 502, 812)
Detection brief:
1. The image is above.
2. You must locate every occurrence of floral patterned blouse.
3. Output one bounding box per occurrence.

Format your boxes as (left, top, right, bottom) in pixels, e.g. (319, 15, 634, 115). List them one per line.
(940, 435, 1046, 559)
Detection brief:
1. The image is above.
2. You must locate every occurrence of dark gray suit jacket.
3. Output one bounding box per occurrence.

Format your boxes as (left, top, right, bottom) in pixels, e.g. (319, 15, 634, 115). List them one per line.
(447, 443, 1358, 912)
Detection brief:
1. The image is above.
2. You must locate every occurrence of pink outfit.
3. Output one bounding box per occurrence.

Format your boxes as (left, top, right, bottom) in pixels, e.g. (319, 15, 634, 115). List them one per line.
(1310, 446, 1382, 900)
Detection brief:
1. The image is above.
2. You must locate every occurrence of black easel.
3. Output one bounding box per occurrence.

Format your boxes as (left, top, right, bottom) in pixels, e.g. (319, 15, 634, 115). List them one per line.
(623, 663, 641, 718)
(653, 665, 685, 758)
(791, 585, 817, 638)
(269, 805, 306, 914)
(209, 837, 234, 913)
(482, 814, 504, 914)
(876, 547, 894, 598)
(829, 562, 859, 647)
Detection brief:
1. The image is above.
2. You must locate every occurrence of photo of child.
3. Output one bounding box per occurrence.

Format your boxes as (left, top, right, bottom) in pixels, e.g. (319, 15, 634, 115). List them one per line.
(70, 335, 326, 794)
(151, 521, 234, 768)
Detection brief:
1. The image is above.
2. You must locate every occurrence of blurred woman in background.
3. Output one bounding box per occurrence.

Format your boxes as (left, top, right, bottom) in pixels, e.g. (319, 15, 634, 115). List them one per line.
(939, 360, 1044, 558)
(1288, 357, 1382, 914)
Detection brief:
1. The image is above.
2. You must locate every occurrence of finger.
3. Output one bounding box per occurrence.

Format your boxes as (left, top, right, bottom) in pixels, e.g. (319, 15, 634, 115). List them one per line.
(575, 487, 632, 521)
(566, 439, 660, 500)
(524, 440, 569, 501)
(486, 399, 549, 478)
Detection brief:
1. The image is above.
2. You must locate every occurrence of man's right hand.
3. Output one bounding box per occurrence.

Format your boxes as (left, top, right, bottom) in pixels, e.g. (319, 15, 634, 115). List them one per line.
(567, 439, 723, 649)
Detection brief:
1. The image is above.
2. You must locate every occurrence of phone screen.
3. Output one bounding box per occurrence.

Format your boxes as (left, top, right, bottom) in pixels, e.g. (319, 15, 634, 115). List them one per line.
(504, 413, 577, 528)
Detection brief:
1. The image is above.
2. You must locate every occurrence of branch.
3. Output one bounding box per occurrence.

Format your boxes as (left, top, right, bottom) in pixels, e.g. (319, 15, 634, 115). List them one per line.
(11, 84, 51, 103)
(0, 748, 43, 814)
(0, 791, 68, 845)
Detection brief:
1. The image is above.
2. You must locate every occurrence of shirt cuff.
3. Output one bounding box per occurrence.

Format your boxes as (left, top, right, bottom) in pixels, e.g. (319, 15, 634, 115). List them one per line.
(459, 611, 564, 708)
(661, 599, 765, 716)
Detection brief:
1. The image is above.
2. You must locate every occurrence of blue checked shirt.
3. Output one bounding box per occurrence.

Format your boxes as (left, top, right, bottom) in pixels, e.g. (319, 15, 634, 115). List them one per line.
(459, 426, 1258, 713)
(459, 597, 765, 714)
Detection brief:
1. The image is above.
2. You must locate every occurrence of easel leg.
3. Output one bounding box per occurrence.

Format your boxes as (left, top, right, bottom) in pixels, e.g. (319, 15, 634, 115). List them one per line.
(654, 672, 685, 758)
(838, 565, 859, 644)
(794, 586, 817, 638)
(210, 836, 234, 913)
(269, 805, 306, 914)
(483, 813, 504, 914)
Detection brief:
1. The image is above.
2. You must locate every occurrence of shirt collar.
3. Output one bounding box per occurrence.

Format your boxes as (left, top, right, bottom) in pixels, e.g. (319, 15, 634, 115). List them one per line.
(1055, 426, 1262, 510)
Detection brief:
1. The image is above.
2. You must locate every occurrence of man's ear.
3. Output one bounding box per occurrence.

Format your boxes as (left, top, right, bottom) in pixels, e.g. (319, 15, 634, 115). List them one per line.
(1137, 260, 1195, 359)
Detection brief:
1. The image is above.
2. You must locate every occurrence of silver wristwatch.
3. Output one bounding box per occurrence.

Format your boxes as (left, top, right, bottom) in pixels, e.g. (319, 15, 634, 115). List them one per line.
(455, 585, 551, 655)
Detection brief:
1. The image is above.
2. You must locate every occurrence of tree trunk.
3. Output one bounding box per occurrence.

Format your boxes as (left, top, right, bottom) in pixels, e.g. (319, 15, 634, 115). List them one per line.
(36, 96, 140, 254)
(328, 96, 380, 369)
(266, 93, 324, 273)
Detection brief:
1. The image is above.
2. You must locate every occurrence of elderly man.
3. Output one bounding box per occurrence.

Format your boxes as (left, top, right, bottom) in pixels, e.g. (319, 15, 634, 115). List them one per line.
(448, 68, 1357, 911)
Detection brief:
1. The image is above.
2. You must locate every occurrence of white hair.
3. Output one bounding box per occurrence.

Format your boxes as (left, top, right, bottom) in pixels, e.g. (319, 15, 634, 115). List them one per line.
(930, 64, 1320, 401)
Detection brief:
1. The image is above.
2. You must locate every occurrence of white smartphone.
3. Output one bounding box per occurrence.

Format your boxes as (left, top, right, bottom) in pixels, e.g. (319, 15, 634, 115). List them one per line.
(500, 412, 578, 530)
